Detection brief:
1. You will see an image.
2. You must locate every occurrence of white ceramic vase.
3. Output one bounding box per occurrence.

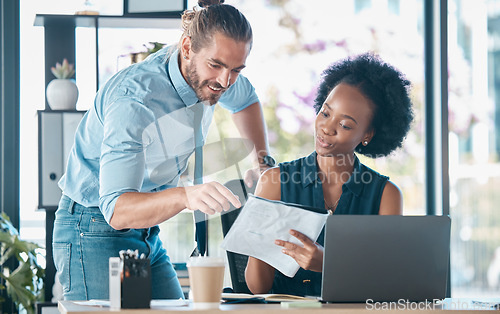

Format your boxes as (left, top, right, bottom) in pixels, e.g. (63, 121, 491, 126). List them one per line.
(46, 79, 79, 110)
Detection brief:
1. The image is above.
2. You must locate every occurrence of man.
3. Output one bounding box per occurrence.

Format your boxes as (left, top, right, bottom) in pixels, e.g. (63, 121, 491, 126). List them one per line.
(52, 1, 273, 300)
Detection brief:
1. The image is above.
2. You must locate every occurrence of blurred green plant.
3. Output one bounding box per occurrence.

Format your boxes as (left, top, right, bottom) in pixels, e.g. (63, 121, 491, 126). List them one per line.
(216, 0, 428, 212)
(143, 42, 166, 55)
(131, 42, 167, 64)
(0, 213, 44, 314)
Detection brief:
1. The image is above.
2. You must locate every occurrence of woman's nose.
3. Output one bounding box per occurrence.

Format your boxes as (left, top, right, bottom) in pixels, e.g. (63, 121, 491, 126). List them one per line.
(322, 120, 336, 136)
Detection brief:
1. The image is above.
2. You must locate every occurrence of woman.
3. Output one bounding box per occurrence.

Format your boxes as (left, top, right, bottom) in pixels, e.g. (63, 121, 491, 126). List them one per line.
(245, 53, 414, 297)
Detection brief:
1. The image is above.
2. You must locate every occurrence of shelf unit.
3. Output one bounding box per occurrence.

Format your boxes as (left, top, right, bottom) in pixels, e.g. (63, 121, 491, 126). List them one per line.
(34, 14, 181, 107)
(34, 13, 181, 302)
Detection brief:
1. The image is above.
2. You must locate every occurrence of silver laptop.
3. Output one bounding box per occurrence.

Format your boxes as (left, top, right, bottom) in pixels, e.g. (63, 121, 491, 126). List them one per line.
(321, 215, 451, 302)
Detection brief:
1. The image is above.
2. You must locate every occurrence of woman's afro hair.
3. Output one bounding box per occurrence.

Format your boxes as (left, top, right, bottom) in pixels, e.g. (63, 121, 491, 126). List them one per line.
(313, 52, 414, 158)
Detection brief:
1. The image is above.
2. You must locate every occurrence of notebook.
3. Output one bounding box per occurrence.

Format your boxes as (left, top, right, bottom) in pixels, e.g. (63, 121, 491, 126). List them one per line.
(321, 215, 451, 303)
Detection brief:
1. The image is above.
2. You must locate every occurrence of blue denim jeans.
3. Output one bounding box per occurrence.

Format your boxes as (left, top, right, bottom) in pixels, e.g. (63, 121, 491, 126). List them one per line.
(52, 195, 184, 300)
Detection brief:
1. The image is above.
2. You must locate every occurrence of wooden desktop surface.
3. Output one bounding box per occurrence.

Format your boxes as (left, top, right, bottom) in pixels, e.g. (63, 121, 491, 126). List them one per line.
(58, 299, 498, 313)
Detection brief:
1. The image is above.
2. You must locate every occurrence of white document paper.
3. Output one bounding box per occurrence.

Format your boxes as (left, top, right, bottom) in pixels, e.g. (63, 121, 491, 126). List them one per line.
(74, 299, 188, 308)
(220, 195, 329, 277)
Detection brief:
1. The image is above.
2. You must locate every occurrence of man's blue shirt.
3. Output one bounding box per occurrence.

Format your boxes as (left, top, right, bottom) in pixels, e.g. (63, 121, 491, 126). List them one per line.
(59, 47, 259, 223)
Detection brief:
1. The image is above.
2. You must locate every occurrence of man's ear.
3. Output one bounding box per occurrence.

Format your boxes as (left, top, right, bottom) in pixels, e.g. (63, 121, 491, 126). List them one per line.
(180, 36, 192, 60)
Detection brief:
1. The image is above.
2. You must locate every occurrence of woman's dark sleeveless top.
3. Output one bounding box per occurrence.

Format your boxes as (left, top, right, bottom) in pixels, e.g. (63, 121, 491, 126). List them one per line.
(269, 151, 389, 297)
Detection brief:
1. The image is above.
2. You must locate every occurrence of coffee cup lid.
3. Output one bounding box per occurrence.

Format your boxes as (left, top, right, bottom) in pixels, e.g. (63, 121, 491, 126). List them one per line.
(187, 256, 225, 267)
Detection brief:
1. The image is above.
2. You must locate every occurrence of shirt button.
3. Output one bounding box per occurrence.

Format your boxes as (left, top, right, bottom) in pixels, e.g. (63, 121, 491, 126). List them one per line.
(92, 218, 96, 222)
(80, 233, 84, 237)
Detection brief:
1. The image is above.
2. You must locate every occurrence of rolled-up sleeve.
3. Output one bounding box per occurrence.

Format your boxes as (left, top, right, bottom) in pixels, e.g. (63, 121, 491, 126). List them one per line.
(218, 75, 259, 113)
(98, 94, 156, 223)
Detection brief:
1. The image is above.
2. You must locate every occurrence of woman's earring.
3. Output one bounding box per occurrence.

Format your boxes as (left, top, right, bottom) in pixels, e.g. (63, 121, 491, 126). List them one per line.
(363, 141, 368, 146)
(183, 55, 187, 59)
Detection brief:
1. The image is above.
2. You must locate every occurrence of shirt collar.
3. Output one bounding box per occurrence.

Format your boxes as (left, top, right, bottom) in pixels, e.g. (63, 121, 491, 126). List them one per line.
(302, 151, 320, 187)
(167, 49, 199, 107)
(343, 155, 363, 197)
(302, 152, 364, 197)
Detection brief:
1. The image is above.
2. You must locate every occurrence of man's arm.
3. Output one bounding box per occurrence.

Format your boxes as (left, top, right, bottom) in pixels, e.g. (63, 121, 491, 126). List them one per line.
(109, 182, 241, 230)
(231, 102, 271, 186)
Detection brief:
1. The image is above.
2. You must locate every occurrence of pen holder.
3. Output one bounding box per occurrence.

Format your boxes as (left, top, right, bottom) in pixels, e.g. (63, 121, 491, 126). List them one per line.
(109, 250, 151, 309)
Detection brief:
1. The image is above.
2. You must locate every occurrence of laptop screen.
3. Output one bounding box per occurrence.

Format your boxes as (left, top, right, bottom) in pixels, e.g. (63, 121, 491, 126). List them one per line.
(321, 215, 451, 303)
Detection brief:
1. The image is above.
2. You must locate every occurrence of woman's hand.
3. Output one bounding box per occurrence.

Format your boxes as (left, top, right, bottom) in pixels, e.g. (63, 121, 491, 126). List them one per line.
(275, 229, 324, 272)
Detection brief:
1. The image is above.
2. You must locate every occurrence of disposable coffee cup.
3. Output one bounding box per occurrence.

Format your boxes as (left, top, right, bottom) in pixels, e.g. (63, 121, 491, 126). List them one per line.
(187, 256, 225, 309)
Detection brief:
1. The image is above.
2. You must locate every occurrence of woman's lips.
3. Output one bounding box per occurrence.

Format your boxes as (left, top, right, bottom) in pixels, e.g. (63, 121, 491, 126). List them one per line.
(317, 135, 332, 148)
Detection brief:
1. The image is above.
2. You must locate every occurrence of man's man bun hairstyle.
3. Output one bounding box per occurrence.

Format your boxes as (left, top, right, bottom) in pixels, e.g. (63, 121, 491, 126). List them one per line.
(198, 0, 225, 7)
(180, 0, 252, 53)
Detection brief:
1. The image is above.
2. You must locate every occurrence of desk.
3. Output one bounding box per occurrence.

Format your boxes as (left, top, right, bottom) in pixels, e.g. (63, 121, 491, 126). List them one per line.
(58, 299, 499, 313)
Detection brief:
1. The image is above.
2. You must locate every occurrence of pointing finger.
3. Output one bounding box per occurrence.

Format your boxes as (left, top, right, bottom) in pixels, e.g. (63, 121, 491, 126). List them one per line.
(214, 183, 241, 209)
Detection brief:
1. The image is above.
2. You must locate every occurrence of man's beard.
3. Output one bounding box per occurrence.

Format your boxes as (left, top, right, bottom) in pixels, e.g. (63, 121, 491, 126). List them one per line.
(185, 62, 227, 105)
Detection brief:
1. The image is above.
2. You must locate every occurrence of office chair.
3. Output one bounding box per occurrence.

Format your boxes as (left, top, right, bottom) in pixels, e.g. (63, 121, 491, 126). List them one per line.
(221, 179, 255, 294)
